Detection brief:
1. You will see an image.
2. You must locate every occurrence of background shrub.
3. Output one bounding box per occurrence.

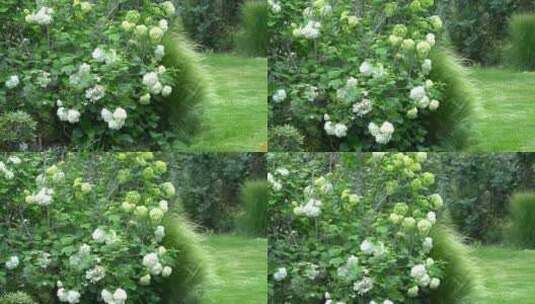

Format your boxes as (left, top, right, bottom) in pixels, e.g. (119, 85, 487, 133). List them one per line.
(268, 125, 305, 152)
(0, 292, 35, 304)
(429, 153, 534, 243)
(179, 0, 245, 51)
(507, 14, 535, 70)
(508, 191, 535, 248)
(166, 153, 266, 232)
(235, 1, 268, 57)
(437, 0, 535, 65)
(236, 180, 269, 236)
(0, 111, 37, 150)
(425, 49, 476, 150)
(429, 223, 479, 304)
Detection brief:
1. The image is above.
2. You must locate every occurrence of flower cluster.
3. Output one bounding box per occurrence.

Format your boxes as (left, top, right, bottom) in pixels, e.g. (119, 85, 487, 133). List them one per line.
(269, 153, 447, 303)
(1, 153, 180, 302)
(270, 0, 448, 150)
(1, 1, 180, 148)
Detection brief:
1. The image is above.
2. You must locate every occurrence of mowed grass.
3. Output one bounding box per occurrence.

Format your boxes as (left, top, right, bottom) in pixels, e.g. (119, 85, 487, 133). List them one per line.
(470, 68, 535, 151)
(472, 246, 535, 303)
(186, 53, 267, 152)
(201, 234, 267, 304)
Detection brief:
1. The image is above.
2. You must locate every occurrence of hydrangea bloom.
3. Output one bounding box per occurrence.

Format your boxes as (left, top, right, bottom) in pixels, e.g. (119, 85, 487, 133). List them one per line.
(272, 89, 287, 102)
(273, 267, 287, 281)
(5, 75, 19, 89)
(26, 7, 54, 25)
(5, 256, 19, 270)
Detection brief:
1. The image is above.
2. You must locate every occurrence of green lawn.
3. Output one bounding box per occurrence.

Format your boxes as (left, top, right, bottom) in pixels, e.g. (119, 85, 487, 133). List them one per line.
(187, 53, 267, 152)
(201, 234, 267, 304)
(472, 246, 535, 303)
(470, 68, 535, 151)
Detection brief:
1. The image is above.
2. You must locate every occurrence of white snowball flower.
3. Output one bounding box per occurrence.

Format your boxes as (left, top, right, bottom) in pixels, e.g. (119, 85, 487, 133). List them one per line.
(113, 288, 127, 304)
(324, 121, 336, 136)
(66, 290, 81, 304)
(85, 85, 106, 102)
(360, 61, 374, 76)
(142, 253, 160, 268)
(410, 264, 427, 279)
(410, 86, 426, 101)
(5, 75, 20, 89)
(86, 265, 106, 283)
(422, 59, 432, 74)
(269, 0, 282, 13)
(149, 262, 163, 275)
(26, 7, 54, 25)
(162, 266, 173, 277)
(92, 228, 107, 243)
(113, 107, 127, 121)
(384, 300, 394, 304)
(429, 99, 440, 111)
(276, 168, 289, 176)
(159, 200, 169, 212)
(143, 72, 159, 87)
(155, 45, 165, 60)
(67, 109, 81, 124)
(155, 225, 165, 242)
(294, 21, 321, 39)
(8, 156, 21, 165)
(162, 85, 173, 97)
(294, 198, 322, 217)
(101, 108, 113, 122)
(360, 239, 375, 255)
(35, 187, 54, 206)
(426, 33, 436, 46)
(423, 237, 433, 253)
(5, 256, 19, 270)
(273, 267, 287, 281)
(92, 48, 106, 62)
(354, 277, 374, 295)
(139, 274, 151, 285)
(101, 289, 113, 303)
(427, 211, 437, 224)
(161, 1, 176, 16)
(159, 19, 169, 32)
(272, 89, 287, 102)
(430, 278, 441, 289)
(333, 123, 348, 138)
(369, 121, 395, 144)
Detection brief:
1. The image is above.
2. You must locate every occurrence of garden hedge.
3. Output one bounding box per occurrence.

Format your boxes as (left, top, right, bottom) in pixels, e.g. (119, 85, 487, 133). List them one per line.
(507, 14, 535, 70)
(509, 191, 535, 248)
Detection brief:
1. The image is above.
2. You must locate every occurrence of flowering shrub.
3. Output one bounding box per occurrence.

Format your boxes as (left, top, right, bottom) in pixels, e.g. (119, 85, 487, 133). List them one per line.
(0, 1, 205, 149)
(0, 152, 206, 303)
(269, 152, 447, 303)
(269, 0, 457, 151)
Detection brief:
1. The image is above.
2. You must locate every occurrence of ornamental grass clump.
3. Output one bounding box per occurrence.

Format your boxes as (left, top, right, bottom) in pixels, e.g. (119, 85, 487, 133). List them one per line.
(269, 152, 451, 303)
(236, 1, 269, 56)
(269, 0, 474, 151)
(428, 223, 479, 304)
(508, 14, 535, 70)
(0, 1, 208, 149)
(509, 191, 535, 248)
(0, 153, 208, 303)
(237, 180, 269, 236)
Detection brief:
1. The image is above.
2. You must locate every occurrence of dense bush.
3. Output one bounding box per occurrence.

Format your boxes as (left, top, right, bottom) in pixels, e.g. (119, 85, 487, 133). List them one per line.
(179, 0, 244, 51)
(507, 14, 535, 70)
(0, 292, 36, 304)
(167, 153, 266, 232)
(269, 0, 473, 151)
(268, 125, 305, 152)
(430, 153, 533, 243)
(0, 153, 208, 303)
(269, 153, 450, 303)
(237, 180, 269, 236)
(508, 191, 535, 248)
(0, 1, 208, 150)
(0, 111, 38, 150)
(236, 1, 269, 56)
(437, 0, 535, 65)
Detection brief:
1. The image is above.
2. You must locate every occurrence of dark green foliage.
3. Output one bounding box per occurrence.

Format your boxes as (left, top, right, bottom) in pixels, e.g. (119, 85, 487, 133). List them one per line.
(235, 1, 268, 56)
(268, 125, 305, 152)
(508, 14, 535, 70)
(161, 22, 209, 142)
(429, 223, 479, 304)
(437, 0, 535, 65)
(426, 48, 475, 150)
(180, 0, 244, 50)
(237, 180, 269, 236)
(430, 153, 531, 243)
(508, 191, 535, 248)
(162, 214, 210, 304)
(0, 292, 35, 304)
(0, 111, 37, 150)
(168, 153, 266, 232)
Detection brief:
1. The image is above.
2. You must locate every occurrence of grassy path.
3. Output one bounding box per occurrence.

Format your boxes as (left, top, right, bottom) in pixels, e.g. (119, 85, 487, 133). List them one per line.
(473, 246, 535, 303)
(470, 68, 535, 151)
(187, 53, 267, 152)
(201, 234, 267, 304)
